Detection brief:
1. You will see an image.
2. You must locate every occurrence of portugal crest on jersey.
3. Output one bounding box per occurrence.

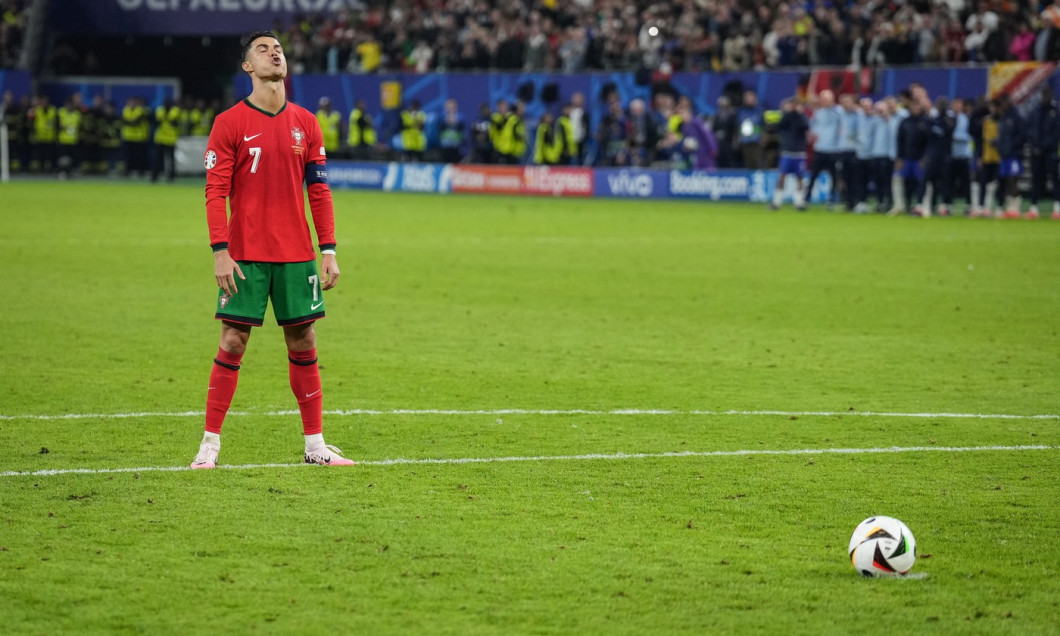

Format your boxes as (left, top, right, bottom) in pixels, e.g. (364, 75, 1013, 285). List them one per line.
(291, 127, 305, 155)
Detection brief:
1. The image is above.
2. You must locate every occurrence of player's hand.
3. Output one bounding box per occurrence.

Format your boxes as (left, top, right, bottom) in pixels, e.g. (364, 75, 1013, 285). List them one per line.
(214, 249, 245, 296)
(321, 253, 340, 290)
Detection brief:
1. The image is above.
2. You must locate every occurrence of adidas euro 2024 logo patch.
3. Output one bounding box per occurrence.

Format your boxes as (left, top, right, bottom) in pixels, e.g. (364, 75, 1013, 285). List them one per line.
(204, 150, 217, 170)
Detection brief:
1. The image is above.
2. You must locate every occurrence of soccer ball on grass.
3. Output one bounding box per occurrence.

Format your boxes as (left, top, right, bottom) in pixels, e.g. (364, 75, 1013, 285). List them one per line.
(848, 516, 917, 577)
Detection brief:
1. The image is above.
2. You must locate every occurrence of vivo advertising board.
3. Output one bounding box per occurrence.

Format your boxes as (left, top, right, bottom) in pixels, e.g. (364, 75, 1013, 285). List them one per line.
(594, 169, 669, 198)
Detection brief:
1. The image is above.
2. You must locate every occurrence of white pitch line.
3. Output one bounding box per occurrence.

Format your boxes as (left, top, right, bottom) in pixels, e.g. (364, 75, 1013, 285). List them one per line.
(0, 444, 1054, 478)
(1, 408, 1058, 421)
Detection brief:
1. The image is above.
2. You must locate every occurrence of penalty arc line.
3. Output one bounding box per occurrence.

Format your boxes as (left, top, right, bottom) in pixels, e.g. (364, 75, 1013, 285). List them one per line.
(0, 408, 1058, 421)
(0, 444, 1055, 478)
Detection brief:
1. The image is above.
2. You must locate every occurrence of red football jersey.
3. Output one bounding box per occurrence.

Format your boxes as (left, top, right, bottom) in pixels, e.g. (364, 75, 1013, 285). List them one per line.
(204, 99, 336, 262)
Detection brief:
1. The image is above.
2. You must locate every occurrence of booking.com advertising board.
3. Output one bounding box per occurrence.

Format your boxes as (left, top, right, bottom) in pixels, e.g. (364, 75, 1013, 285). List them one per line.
(325, 161, 833, 204)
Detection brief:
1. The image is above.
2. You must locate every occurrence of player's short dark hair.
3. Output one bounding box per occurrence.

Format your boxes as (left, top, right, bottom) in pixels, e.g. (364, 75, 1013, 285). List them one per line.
(241, 30, 279, 64)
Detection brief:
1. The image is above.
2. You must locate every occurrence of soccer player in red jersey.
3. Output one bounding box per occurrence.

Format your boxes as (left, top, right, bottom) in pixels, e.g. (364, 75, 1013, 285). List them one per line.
(190, 30, 353, 468)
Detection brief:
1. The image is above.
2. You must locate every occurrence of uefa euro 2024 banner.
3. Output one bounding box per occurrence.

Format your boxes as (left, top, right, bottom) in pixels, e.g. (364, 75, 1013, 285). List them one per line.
(52, 0, 361, 35)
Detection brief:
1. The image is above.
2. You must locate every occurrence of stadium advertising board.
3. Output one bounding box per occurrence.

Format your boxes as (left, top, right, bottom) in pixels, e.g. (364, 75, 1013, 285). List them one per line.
(446, 165, 524, 195)
(324, 161, 836, 203)
(594, 169, 669, 199)
(382, 163, 446, 194)
(326, 162, 388, 190)
(51, 0, 360, 35)
(522, 166, 594, 197)
(668, 170, 768, 201)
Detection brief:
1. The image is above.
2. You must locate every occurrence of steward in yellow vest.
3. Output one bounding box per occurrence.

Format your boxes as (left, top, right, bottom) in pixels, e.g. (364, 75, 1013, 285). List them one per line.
(556, 105, 577, 164)
(316, 97, 341, 155)
(534, 112, 562, 165)
(56, 94, 84, 177)
(152, 98, 182, 182)
(121, 96, 150, 176)
(399, 100, 427, 161)
(498, 101, 527, 164)
(30, 95, 58, 172)
(489, 99, 509, 160)
(189, 99, 216, 136)
(347, 98, 377, 159)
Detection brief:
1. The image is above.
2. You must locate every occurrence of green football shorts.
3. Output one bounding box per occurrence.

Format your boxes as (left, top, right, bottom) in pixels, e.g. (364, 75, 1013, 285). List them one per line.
(215, 260, 325, 327)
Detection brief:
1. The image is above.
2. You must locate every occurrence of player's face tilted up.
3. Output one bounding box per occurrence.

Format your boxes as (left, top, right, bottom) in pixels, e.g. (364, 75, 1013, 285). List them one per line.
(242, 36, 287, 84)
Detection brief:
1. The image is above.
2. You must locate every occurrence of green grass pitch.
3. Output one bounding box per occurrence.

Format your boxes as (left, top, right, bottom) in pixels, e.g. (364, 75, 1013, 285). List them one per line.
(1, 180, 1058, 634)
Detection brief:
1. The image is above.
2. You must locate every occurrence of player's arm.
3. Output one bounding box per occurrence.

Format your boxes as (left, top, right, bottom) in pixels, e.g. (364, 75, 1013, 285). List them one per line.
(305, 120, 339, 290)
(203, 119, 244, 295)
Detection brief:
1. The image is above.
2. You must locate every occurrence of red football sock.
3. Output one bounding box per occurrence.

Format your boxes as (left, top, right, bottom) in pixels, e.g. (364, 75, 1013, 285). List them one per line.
(288, 348, 323, 436)
(205, 347, 243, 434)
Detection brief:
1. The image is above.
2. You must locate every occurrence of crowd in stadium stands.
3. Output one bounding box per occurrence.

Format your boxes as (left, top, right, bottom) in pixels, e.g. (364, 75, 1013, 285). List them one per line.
(270, 0, 1060, 74)
(0, 91, 220, 180)
(0, 0, 27, 69)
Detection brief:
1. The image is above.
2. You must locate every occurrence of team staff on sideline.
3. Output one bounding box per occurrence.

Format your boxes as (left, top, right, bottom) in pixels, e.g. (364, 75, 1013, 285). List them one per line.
(946, 98, 973, 216)
(191, 29, 353, 469)
(805, 90, 841, 208)
(996, 94, 1026, 218)
(869, 100, 894, 212)
(1028, 87, 1060, 219)
(852, 97, 877, 213)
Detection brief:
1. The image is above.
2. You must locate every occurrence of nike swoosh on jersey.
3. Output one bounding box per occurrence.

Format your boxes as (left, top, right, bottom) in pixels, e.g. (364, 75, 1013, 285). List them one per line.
(311, 302, 324, 310)
(243, 133, 263, 141)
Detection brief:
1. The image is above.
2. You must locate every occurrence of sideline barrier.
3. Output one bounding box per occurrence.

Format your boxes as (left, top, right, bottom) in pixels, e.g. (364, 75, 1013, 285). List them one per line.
(327, 161, 833, 204)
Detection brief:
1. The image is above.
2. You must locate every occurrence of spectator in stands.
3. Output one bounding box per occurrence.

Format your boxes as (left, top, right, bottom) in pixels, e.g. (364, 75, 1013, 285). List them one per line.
(1009, 20, 1036, 61)
(1, 0, 27, 69)
(257, 0, 1060, 75)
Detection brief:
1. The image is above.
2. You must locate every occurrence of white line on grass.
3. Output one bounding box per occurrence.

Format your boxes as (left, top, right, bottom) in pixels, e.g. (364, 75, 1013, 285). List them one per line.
(1, 408, 1058, 421)
(1, 444, 1054, 478)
